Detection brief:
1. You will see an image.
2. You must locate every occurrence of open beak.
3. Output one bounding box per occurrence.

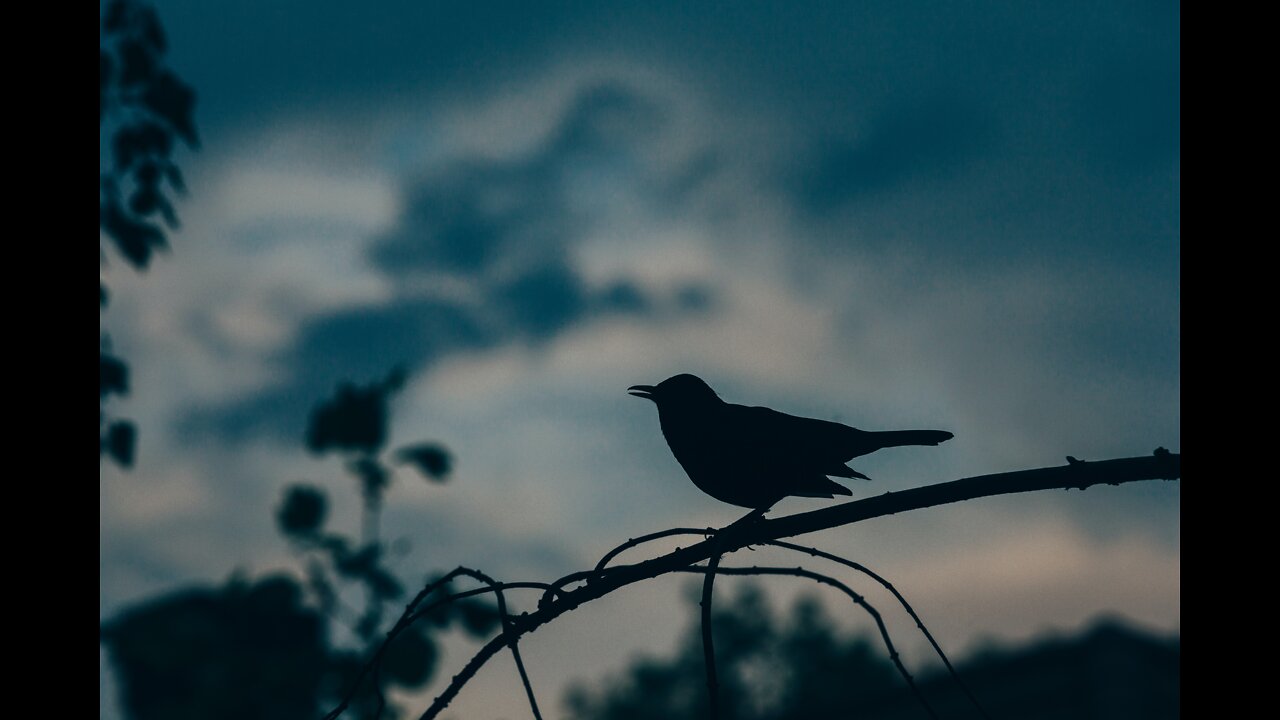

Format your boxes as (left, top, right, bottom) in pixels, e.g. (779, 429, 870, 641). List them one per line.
(627, 384, 656, 400)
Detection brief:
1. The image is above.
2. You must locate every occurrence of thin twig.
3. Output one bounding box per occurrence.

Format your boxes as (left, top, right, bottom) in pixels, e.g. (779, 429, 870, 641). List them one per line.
(680, 565, 939, 720)
(585, 524, 990, 718)
(372, 658, 388, 720)
(536, 569, 602, 609)
(417, 632, 510, 720)
(535, 528, 708, 609)
(764, 539, 991, 719)
(324, 568, 470, 720)
(323, 569, 553, 720)
(593, 528, 709, 575)
(407, 452, 1179, 720)
(457, 568, 544, 720)
(700, 553, 724, 720)
(405, 582, 554, 623)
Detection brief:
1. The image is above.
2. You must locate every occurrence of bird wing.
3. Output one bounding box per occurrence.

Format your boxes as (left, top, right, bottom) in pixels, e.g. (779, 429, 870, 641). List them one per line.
(729, 404, 862, 465)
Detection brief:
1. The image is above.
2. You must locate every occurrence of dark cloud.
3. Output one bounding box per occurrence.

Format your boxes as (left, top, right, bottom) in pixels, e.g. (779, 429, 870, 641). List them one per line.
(370, 159, 563, 277)
(795, 95, 990, 212)
(189, 82, 710, 441)
(370, 82, 663, 280)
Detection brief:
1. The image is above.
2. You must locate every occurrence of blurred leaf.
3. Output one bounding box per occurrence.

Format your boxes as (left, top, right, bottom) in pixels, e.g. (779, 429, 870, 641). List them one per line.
(101, 351, 130, 399)
(418, 590, 454, 628)
(365, 567, 404, 601)
(334, 544, 380, 579)
(382, 627, 438, 689)
(101, 282, 110, 307)
(329, 541, 403, 600)
(118, 38, 154, 86)
(102, 0, 129, 33)
(383, 365, 407, 392)
(394, 442, 452, 482)
(164, 162, 187, 194)
(318, 535, 353, 562)
(144, 70, 199, 147)
(277, 485, 328, 537)
(135, 159, 162, 187)
(101, 195, 166, 268)
(305, 370, 405, 455)
(157, 193, 180, 229)
(129, 187, 160, 217)
(135, 5, 167, 53)
(347, 456, 390, 504)
(456, 599, 502, 637)
(102, 421, 137, 468)
(114, 122, 174, 172)
(304, 560, 336, 616)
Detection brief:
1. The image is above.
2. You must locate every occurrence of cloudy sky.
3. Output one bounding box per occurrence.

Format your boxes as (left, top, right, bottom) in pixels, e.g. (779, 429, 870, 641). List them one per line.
(101, 1, 1178, 717)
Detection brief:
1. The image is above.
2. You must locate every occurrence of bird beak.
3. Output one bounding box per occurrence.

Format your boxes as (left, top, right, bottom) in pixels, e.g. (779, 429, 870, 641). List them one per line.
(627, 384, 657, 400)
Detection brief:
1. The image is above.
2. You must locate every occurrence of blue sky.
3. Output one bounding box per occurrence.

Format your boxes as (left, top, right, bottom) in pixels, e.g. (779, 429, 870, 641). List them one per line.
(101, 1, 1179, 716)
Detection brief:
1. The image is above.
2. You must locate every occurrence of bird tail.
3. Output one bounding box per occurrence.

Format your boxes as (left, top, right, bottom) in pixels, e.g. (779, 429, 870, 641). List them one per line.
(870, 430, 954, 448)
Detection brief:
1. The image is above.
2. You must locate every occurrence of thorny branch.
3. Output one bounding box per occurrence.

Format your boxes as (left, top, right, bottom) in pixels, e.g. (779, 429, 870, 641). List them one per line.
(764, 539, 990, 719)
(576, 528, 991, 718)
(323, 570, 554, 720)
(699, 552, 725, 720)
(317, 450, 1178, 720)
(678, 564, 938, 720)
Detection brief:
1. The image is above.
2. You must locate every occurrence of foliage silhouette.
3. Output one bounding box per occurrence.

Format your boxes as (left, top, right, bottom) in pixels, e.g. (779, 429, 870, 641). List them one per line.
(99, 0, 198, 468)
(101, 575, 329, 720)
(101, 370, 496, 720)
(301, 366, 453, 544)
(566, 585, 1179, 720)
(566, 584, 901, 720)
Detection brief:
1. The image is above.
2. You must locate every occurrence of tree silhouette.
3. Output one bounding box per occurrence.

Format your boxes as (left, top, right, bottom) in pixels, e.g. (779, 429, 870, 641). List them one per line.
(100, 0, 198, 467)
(567, 583, 1179, 720)
(101, 370, 500, 720)
(566, 584, 901, 720)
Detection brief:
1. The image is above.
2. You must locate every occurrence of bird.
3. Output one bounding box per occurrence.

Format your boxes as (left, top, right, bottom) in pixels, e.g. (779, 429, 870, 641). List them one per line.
(628, 374, 953, 510)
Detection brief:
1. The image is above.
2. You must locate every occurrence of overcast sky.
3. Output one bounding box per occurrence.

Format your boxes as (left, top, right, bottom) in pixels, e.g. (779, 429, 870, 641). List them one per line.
(101, 1, 1179, 717)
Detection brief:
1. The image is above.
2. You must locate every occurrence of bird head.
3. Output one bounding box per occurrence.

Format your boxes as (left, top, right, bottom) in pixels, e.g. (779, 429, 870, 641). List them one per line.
(628, 374, 721, 407)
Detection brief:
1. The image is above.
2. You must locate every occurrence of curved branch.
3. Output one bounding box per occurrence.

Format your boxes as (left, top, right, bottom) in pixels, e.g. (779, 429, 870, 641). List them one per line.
(535, 528, 709, 609)
(324, 568, 471, 720)
(323, 570, 553, 720)
(681, 565, 938, 720)
(459, 568, 544, 720)
(585, 528, 991, 719)
(418, 632, 511, 720)
(764, 540, 990, 719)
(594, 528, 710, 575)
(410, 451, 1179, 720)
(699, 553, 724, 720)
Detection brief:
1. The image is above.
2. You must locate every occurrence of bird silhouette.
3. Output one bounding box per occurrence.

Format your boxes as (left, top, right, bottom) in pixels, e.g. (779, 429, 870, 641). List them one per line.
(628, 374, 953, 510)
